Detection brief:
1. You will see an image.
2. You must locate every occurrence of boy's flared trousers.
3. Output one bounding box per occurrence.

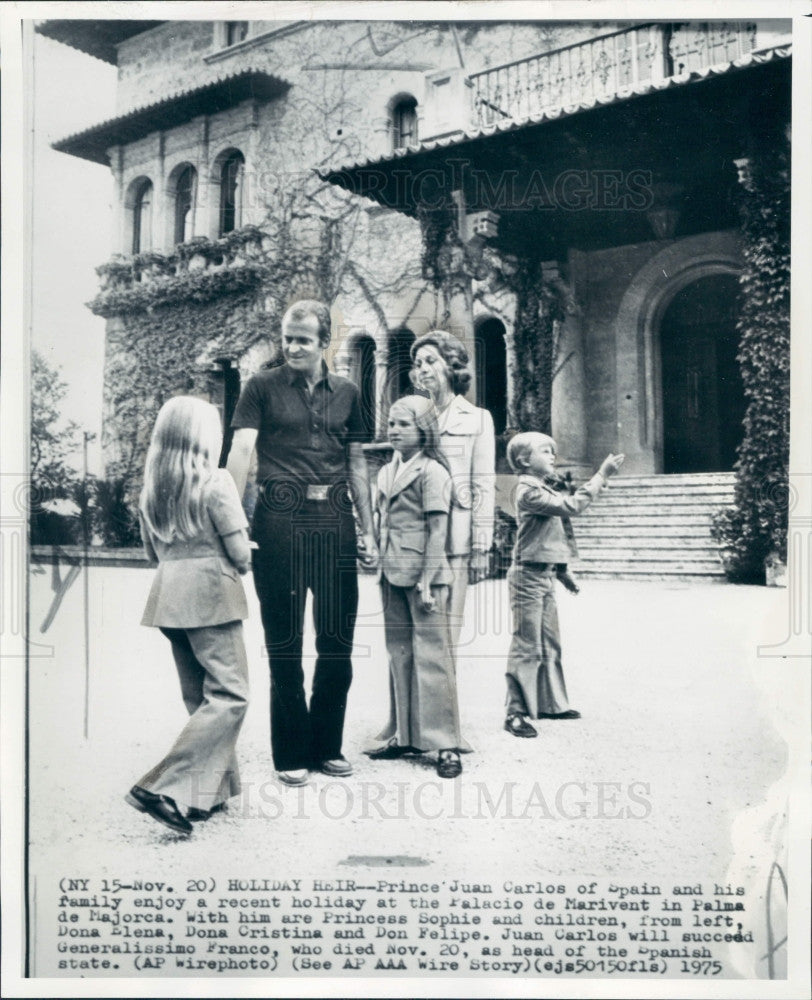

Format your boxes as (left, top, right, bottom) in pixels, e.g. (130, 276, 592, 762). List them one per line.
(505, 563, 572, 718)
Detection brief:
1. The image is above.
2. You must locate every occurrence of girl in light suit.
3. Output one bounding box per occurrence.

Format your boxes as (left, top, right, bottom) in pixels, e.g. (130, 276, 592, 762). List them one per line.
(367, 396, 469, 779)
(126, 396, 251, 836)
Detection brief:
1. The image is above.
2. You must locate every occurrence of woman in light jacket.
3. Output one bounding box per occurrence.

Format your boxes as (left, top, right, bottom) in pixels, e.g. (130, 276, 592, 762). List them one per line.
(410, 330, 496, 652)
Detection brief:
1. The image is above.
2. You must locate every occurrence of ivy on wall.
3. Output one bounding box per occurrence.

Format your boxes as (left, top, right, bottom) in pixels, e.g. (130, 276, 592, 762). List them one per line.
(90, 262, 267, 317)
(510, 259, 568, 434)
(712, 121, 790, 582)
(103, 289, 272, 519)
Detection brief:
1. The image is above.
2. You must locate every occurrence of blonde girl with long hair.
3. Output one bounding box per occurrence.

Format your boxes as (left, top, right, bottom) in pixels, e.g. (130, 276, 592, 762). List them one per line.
(127, 396, 251, 836)
(367, 395, 469, 779)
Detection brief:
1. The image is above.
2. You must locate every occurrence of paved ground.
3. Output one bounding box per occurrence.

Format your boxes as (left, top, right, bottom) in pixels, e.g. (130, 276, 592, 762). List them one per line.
(26, 564, 791, 889)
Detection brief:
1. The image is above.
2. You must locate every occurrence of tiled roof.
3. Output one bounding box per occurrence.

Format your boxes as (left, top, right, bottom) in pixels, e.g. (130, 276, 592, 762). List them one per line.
(323, 44, 791, 196)
(52, 70, 291, 166)
(35, 20, 165, 64)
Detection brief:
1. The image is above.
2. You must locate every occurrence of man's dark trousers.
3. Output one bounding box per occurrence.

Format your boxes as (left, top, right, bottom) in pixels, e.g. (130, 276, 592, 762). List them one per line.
(251, 484, 359, 771)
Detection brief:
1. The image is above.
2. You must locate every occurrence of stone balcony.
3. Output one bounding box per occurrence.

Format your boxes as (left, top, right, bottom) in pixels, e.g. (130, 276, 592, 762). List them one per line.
(90, 225, 271, 317)
(416, 21, 790, 140)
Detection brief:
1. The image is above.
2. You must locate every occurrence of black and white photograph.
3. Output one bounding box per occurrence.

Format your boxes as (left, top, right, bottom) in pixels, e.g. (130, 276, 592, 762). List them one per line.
(2, 1, 810, 996)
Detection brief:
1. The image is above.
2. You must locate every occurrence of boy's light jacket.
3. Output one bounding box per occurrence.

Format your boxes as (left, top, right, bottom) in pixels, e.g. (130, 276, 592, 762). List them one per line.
(513, 472, 605, 564)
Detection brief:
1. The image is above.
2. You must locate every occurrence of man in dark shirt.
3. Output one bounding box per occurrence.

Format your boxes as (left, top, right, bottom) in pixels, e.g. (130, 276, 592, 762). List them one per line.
(227, 300, 378, 785)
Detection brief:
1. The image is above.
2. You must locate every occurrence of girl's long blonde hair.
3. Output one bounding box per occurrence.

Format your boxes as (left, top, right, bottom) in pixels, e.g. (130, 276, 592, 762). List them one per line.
(389, 395, 451, 475)
(140, 396, 223, 543)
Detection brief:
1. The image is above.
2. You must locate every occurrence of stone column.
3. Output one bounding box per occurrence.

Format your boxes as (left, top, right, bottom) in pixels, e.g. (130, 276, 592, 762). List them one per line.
(109, 146, 125, 253)
(154, 132, 168, 251)
(194, 118, 210, 238)
(374, 344, 390, 439)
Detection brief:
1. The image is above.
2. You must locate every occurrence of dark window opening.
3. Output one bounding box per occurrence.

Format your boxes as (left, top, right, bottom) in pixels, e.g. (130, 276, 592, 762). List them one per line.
(225, 22, 248, 47)
(174, 166, 196, 245)
(219, 151, 245, 235)
(132, 180, 153, 254)
(392, 97, 418, 149)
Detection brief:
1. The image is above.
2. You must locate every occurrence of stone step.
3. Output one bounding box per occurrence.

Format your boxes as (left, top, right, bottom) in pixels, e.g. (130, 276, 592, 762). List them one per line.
(523, 473, 736, 581)
(599, 496, 733, 508)
(577, 550, 722, 564)
(577, 538, 721, 553)
(579, 503, 728, 517)
(573, 558, 726, 574)
(574, 570, 729, 583)
(574, 524, 715, 538)
(601, 485, 735, 499)
(610, 473, 736, 485)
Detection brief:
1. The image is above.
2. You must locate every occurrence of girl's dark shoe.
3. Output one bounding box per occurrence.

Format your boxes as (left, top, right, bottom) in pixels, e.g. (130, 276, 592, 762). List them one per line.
(504, 714, 538, 738)
(437, 749, 462, 779)
(366, 740, 415, 760)
(125, 785, 192, 835)
(187, 802, 227, 821)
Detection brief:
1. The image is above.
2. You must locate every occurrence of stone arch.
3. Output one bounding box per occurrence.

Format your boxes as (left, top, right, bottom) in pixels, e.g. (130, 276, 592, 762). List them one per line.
(473, 314, 508, 435)
(614, 231, 742, 473)
(124, 175, 153, 254)
(387, 92, 419, 149)
(334, 329, 377, 438)
(165, 161, 198, 246)
(209, 146, 246, 236)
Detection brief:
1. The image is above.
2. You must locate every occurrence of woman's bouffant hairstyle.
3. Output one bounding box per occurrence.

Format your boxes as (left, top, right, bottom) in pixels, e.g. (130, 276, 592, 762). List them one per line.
(506, 432, 557, 474)
(410, 330, 472, 396)
(389, 395, 451, 476)
(140, 396, 223, 543)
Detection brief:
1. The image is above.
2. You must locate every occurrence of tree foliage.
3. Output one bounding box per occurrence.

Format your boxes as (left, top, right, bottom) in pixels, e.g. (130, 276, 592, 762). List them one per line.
(712, 122, 790, 582)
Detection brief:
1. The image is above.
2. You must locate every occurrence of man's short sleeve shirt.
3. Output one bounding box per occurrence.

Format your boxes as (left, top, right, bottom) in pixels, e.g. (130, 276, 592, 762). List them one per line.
(231, 363, 370, 486)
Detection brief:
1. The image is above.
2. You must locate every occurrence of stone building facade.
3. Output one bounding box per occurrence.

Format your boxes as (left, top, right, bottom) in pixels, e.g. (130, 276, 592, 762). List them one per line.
(40, 18, 791, 489)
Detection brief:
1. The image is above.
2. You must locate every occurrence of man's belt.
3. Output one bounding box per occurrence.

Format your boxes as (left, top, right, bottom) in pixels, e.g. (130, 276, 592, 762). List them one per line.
(259, 479, 350, 511)
(306, 484, 331, 501)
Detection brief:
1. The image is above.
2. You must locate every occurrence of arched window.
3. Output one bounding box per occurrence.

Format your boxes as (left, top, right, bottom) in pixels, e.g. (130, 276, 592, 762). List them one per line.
(475, 317, 507, 435)
(131, 179, 153, 254)
(387, 327, 415, 407)
(391, 96, 418, 150)
(219, 151, 245, 235)
(174, 165, 196, 245)
(225, 22, 248, 47)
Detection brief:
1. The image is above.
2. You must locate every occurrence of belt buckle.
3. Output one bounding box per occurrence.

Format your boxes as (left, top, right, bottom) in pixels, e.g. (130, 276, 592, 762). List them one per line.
(306, 484, 330, 501)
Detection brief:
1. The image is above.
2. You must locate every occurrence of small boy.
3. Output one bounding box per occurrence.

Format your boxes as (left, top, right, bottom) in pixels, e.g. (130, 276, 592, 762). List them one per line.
(503, 433, 623, 738)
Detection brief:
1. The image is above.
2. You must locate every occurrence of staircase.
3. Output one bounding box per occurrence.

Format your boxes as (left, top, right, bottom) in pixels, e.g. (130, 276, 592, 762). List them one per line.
(573, 473, 736, 582)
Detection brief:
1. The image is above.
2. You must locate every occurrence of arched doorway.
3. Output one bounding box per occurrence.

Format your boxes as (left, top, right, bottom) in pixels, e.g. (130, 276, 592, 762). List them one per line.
(660, 274, 743, 472)
(475, 317, 507, 434)
(355, 335, 377, 438)
(386, 328, 415, 406)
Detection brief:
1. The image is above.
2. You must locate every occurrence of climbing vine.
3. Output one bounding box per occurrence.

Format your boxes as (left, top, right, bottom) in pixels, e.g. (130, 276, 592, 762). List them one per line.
(712, 122, 791, 582)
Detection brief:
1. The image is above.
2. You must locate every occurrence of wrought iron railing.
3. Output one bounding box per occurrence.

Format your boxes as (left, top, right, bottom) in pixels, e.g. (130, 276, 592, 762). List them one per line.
(469, 22, 760, 128)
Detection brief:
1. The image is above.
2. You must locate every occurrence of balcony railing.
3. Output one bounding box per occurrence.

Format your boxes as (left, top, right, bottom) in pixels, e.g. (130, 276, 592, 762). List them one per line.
(469, 22, 760, 128)
(90, 226, 270, 317)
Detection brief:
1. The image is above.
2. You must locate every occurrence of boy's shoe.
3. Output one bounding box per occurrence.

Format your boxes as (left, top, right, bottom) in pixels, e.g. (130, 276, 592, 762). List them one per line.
(504, 714, 538, 738)
(538, 709, 581, 720)
(556, 569, 580, 594)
